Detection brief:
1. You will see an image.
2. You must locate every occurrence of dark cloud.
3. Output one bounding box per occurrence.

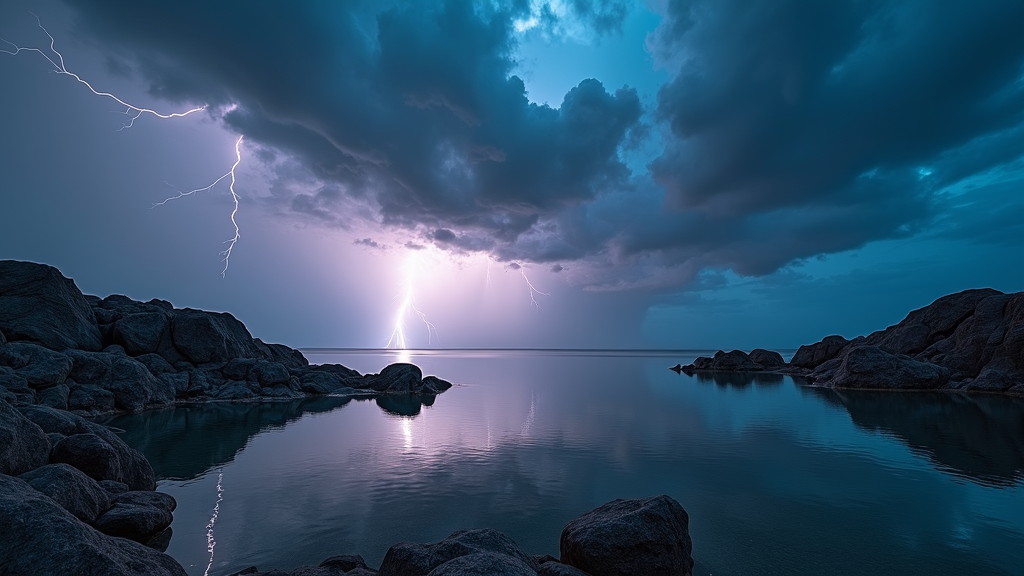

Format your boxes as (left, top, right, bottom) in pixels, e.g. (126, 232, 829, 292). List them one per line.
(354, 238, 382, 249)
(550, 264, 563, 273)
(58, 0, 1024, 291)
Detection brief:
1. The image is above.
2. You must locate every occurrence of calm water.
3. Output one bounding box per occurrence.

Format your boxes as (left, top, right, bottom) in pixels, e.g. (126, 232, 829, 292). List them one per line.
(107, 350, 1024, 576)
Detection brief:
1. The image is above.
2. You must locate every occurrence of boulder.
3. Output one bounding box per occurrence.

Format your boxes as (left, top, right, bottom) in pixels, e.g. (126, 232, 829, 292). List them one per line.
(369, 363, 424, 393)
(0, 399, 50, 475)
(252, 361, 291, 387)
(64, 350, 171, 412)
(812, 345, 950, 390)
(560, 495, 693, 576)
(790, 335, 850, 369)
(19, 405, 155, 490)
(170, 308, 262, 364)
(0, 473, 187, 576)
(37, 383, 70, 410)
(50, 433, 125, 485)
(94, 490, 176, 543)
(0, 260, 104, 351)
(749, 349, 785, 369)
(18, 463, 111, 523)
(112, 312, 170, 356)
(710, 350, 762, 371)
(67, 384, 116, 414)
(538, 562, 593, 576)
(865, 288, 1002, 356)
(254, 339, 310, 371)
(427, 552, 537, 575)
(3, 342, 73, 388)
(378, 528, 540, 576)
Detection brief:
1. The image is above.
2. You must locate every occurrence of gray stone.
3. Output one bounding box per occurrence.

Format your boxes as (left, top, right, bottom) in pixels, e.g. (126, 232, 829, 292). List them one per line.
(0, 474, 186, 576)
(0, 260, 104, 351)
(67, 383, 116, 413)
(812, 345, 950, 390)
(19, 463, 111, 523)
(0, 399, 50, 475)
(560, 495, 693, 576)
(170, 308, 262, 364)
(379, 528, 539, 576)
(19, 405, 155, 490)
(112, 312, 170, 356)
(538, 562, 593, 576)
(94, 490, 176, 543)
(253, 361, 290, 386)
(4, 342, 73, 388)
(749, 349, 786, 369)
(37, 383, 70, 410)
(427, 552, 537, 576)
(790, 335, 850, 369)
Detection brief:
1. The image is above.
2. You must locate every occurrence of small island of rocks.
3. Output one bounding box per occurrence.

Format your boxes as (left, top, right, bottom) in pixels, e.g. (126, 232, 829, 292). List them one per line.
(671, 288, 1023, 395)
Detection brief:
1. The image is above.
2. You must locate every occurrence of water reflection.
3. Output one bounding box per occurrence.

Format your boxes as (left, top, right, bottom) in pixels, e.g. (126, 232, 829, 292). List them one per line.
(807, 388, 1024, 486)
(692, 371, 784, 387)
(376, 394, 436, 417)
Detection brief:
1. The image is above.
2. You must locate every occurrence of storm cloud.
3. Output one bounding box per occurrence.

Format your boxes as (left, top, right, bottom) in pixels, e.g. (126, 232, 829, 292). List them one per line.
(59, 0, 1024, 290)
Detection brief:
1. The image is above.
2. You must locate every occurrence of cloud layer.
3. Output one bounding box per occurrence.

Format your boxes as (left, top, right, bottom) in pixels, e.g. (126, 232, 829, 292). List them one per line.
(62, 0, 1024, 290)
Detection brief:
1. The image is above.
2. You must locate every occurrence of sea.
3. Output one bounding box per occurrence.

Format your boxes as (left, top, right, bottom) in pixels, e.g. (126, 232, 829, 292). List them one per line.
(106, 349, 1024, 576)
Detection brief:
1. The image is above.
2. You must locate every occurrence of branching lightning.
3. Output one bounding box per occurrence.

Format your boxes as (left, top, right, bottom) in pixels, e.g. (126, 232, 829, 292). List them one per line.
(0, 12, 205, 129)
(386, 252, 439, 350)
(519, 265, 549, 309)
(2, 13, 246, 275)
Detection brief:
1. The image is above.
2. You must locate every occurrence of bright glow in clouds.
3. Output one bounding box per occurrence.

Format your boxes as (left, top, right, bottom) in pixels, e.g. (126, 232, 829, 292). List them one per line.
(1, 13, 246, 275)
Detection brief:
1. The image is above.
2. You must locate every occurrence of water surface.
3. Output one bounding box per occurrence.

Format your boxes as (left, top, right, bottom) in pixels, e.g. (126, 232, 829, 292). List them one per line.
(108, 350, 1024, 575)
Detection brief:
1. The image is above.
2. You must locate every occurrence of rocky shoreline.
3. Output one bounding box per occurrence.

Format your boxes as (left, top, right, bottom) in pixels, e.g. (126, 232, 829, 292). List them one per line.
(0, 259, 698, 575)
(671, 288, 1024, 395)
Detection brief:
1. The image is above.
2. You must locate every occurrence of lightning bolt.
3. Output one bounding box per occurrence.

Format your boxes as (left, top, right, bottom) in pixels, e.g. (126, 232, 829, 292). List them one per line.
(2, 13, 246, 275)
(519, 265, 549, 309)
(0, 12, 205, 129)
(386, 251, 439, 350)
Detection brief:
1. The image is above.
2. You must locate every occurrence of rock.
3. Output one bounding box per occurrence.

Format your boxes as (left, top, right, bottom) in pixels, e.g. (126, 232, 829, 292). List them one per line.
(378, 528, 540, 576)
(112, 312, 170, 356)
(369, 363, 424, 393)
(252, 361, 291, 387)
(865, 289, 1002, 356)
(19, 405, 155, 490)
(299, 371, 341, 394)
(94, 490, 176, 543)
(135, 353, 176, 375)
(422, 376, 453, 393)
(790, 335, 850, 369)
(223, 358, 257, 380)
(538, 562, 593, 576)
(0, 260, 104, 351)
(749, 349, 785, 369)
(0, 399, 50, 475)
(0, 473, 186, 576)
(37, 383, 70, 410)
(254, 339, 310, 371)
(18, 463, 111, 523)
(560, 495, 693, 576)
(711, 349, 762, 371)
(65, 350, 172, 412)
(427, 552, 537, 575)
(67, 383, 116, 413)
(99, 479, 130, 496)
(812, 345, 950, 390)
(170, 308, 262, 364)
(318, 554, 372, 572)
(3, 342, 73, 388)
(50, 433, 125, 484)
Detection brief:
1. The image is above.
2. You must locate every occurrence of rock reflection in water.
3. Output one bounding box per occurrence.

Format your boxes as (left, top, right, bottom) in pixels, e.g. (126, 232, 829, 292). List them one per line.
(376, 394, 436, 417)
(807, 388, 1024, 486)
(693, 371, 783, 387)
(105, 396, 356, 480)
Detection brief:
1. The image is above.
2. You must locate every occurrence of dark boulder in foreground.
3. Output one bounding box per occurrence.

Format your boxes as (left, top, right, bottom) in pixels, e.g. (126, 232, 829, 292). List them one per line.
(230, 496, 694, 576)
(0, 399, 50, 476)
(94, 490, 176, 543)
(0, 473, 187, 576)
(560, 495, 693, 576)
(19, 463, 111, 524)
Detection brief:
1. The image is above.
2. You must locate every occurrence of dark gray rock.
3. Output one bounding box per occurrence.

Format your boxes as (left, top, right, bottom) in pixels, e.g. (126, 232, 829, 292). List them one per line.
(711, 349, 762, 371)
(64, 350, 171, 412)
(37, 383, 70, 410)
(812, 345, 950, 390)
(378, 528, 539, 576)
(67, 383, 116, 413)
(223, 358, 258, 380)
(253, 361, 291, 387)
(427, 552, 537, 575)
(19, 463, 111, 523)
(369, 363, 424, 393)
(422, 376, 453, 393)
(4, 342, 73, 388)
(790, 335, 850, 369)
(94, 490, 176, 543)
(99, 479, 130, 496)
(135, 353, 176, 375)
(19, 405, 155, 490)
(170, 308, 262, 364)
(865, 289, 1002, 356)
(312, 364, 362, 379)
(749, 349, 786, 369)
(299, 371, 342, 394)
(0, 260, 104, 351)
(560, 495, 693, 576)
(538, 561, 593, 576)
(0, 399, 50, 475)
(255, 339, 310, 371)
(51, 433, 124, 484)
(112, 312, 170, 356)
(0, 473, 186, 576)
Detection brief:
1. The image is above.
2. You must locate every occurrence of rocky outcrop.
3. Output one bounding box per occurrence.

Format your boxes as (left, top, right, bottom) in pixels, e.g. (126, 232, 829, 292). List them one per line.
(0, 260, 453, 415)
(229, 496, 694, 576)
(0, 399, 50, 476)
(0, 473, 186, 576)
(671, 288, 1023, 394)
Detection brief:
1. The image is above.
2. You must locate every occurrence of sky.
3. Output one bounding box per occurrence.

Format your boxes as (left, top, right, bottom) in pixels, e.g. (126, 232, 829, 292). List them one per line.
(0, 0, 1021, 351)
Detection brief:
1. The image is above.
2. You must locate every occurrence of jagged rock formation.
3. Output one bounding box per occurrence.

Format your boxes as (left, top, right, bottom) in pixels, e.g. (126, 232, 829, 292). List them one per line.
(0, 260, 452, 414)
(672, 288, 1023, 394)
